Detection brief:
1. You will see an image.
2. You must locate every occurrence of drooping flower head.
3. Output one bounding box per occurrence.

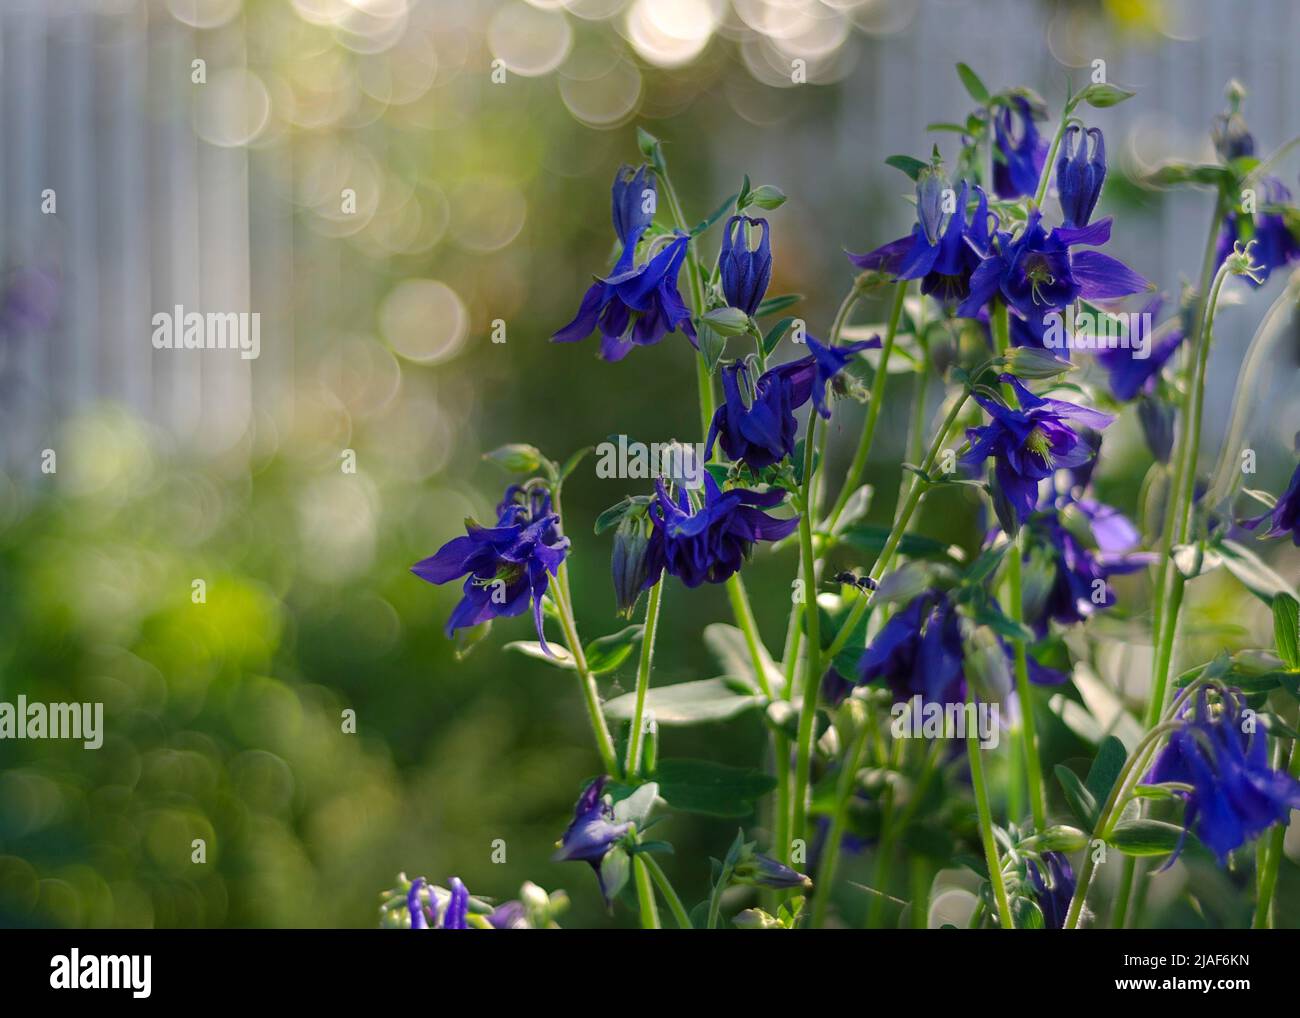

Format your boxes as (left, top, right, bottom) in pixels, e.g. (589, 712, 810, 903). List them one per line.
(957, 209, 1150, 347)
(1241, 458, 1300, 546)
(856, 588, 1065, 707)
(553, 777, 632, 903)
(611, 163, 656, 246)
(1148, 686, 1300, 864)
(1055, 125, 1106, 229)
(1026, 851, 1076, 929)
(961, 376, 1114, 524)
(1215, 176, 1300, 287)
(643, 473, 799, 588)
(719, 215, 772, 316)
(411, 483, 569, 654)
(992, 95, 1048, 200)
(553, 165, 694, 361)
(848, 176, 994, 307)
(407, 876, 470, 930)
(1019, 488, 1153, 636)
(705, 333, 879, 471)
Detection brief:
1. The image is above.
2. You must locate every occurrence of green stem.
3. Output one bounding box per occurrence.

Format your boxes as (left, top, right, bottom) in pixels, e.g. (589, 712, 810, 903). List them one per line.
(809, 724, 870, 927)
(823, 281, 907, 534)
(706, 866, 730, 930)
(643, 854, 693, 929)
(1033, 111, 1071, 208)
(967, 692, 1015, 929)
(625, 579, 664, 778)
(633, 855, 661, 929)
(552, 564, 620, 776)
(790, 415, 824, 852)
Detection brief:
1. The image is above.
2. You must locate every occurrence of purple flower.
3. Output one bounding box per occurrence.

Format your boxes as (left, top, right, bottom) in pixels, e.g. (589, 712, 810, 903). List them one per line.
(1055, 125, 1106, 229)
(1241, 460, 1300, 546)
(1215, 177, 1299, 287)
(957, 209, 1149, 348)
(732, 850, 812, 891)
(1095, 295, 1185, 402)
(487, 900, 529, 930)
(848, 178, 994, 307)
(411, 484, 569, 654)
(553, 230, 696, 362)
(992, 95, 1048, 200)
(961, 376, 1114, 524)
(1027, 851, 1076, 929)
(1148, 686, 1300, 864)
(705, 334, 878, 471)
(643, 473, 799, 588)
(719, 215, 772, 316)
(407, 876, 470, 929)
(553, 777, 631, 903)
(611, 163, 656, 246)
(1021, 493, 1153, 636)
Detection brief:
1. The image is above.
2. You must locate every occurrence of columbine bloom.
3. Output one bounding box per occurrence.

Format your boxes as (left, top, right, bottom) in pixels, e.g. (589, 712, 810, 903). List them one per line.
(1241, 460, 1300, 546)
(961, 376, 1114, 524)
(856, 589, 1064, 706)
(1056, 125, 1106, 228)
(1148, 686, 1300, 864)
(1095, 295, 1185, 402)
(1020, 492, 1152, 636)
(1026, 851, 1076, 929)
(847, 177, 994, 307)
(1215, 177, 1300, 287)
(411, 484, 569, 653)
(957, 209, 1150, 344)
(611, 163, 656, 246)
(643, 473, 799, 588)
(732, 850, 812, 891)
(992, 95, 1048, 200)
(719, 215, 772, 316)
(407, 876, 469, 930)
(553, 231, 695, 361)
(553, 777, 631, 902)
(705, 334, 878, 470)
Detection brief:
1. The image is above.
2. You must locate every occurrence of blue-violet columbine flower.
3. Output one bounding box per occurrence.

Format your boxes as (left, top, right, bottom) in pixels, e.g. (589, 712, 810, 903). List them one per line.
(611, 163, 656, 246)
(553, 777, 631, 903)
(848, 177, 994, 307)
(411, 483, 569, 654)
(1027, 851, 1076, 929)
(957, 209, 1150, 347)
(992, 95, 1048, 200)
(1055, 125, 1106, 229)
(1241, 459, 1300, 546)
(1148, 686, 1300, 864)
(643, 473, 799, 588)
(407, 876, 469, 930)
(961, 376, 1114, 524)
(719, 215, 772, 316)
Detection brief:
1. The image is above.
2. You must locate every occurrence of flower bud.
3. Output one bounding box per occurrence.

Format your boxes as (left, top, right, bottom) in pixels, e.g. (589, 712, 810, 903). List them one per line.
(611, 509, 655, 617)
(964, 625, 1013, 704)
(718, 216, 772, 317)
(1002, 346, 1073, 380)
(1137, 393, 1174, 463)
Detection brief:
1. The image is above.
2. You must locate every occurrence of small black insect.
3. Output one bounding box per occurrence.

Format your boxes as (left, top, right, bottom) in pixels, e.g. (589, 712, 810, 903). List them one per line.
(832, 571, 877, 592)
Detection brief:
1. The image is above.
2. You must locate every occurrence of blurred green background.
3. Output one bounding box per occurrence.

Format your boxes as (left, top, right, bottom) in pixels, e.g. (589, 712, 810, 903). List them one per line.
(1, 0, 1298, 927)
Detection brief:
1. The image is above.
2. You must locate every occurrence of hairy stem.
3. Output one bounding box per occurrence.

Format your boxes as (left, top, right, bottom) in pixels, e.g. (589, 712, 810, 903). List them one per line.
(624, 579, 664, 778)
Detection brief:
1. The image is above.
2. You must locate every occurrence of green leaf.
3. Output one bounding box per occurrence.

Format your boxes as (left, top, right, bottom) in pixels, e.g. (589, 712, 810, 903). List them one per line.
(1076, 82, 1136, 108)
(1108, 819, 1185, 857)
(603, 677, 762, 726)
(652, 759, 776, 817)
(762, 316, 798, 356)
(1085, 735, 1128, 806)
(611, 781, 659, 827)
(692, 191, 740, 236)
(1132, 783, 1191, 801)
(1054, 765, 1098, 827)
(955, 63, 990, 104)
(755, 293, 802, 317)
(1272, 592, 1300, 669)
(837, 523, 958, 562)
(557, 446, 593, 483)
(697, 321, 727, 374)
(483, 443, 544, 474)
(504, 640, 575, 669)
(926, 121, 971, 134)
(884, 154, 927, 181)
(584, 625, 644, 675)
(1143, 162, 1233, 189)
(703, 623, 785, 696)
(1218, 539, 1300, 604)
